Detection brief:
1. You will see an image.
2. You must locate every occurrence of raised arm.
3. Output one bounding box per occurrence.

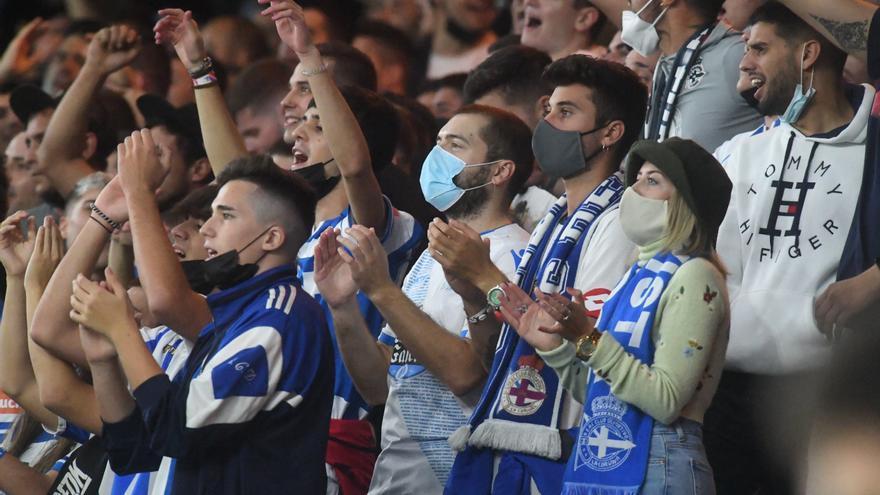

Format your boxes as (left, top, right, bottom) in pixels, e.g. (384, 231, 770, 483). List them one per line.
(154, 9, 247, 176)
(25, 217, 103, 435)
(37, 25, 140, 198)
(778, 0, 878, 62)
(117, 129, 211, 340)
(30, 176, 125, 366)
(264, 0, 387, 232)
(313, 229, 390, 405)
(0, 212, 58, 429)
(339, 226, 487, 396)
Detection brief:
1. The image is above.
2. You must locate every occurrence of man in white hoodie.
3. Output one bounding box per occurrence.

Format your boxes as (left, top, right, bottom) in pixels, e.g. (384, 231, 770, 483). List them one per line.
(704, 4, 876, 494)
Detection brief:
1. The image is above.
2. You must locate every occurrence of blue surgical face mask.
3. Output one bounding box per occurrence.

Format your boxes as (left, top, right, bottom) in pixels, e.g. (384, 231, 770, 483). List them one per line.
(419, 145, 498, 212)
(781, 45, 816, 124)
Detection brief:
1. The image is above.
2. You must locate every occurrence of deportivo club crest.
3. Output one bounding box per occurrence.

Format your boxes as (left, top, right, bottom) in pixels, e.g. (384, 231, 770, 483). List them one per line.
(576, 394, 636, 472)
(501, 357, 547, 416)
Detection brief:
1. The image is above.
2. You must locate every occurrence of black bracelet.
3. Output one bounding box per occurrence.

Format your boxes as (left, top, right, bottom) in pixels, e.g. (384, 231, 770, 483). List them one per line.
(188, 56, 213, 78)
(89, 203, 121, 232)
(89, 215, 112, 234)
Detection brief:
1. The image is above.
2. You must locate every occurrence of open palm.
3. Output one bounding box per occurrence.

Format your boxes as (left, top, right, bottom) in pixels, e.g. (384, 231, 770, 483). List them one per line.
(313, 229, 357, 308)
(0, 212, 36, 276)
(154, 9, 207, 69)
(258, 0, 315, 55)
(498, 283, 563, 352)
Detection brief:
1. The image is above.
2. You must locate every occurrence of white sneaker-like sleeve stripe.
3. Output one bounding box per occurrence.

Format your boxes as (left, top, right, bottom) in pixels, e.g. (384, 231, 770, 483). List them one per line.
(266, 288, 276, 309)
(274, 285, 287, 310)
(283, 284, 297, 315)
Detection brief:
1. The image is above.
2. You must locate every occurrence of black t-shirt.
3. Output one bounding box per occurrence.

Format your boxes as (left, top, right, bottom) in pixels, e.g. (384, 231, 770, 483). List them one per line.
(838, 7, 880, 280)
(47, 437, 109, 495)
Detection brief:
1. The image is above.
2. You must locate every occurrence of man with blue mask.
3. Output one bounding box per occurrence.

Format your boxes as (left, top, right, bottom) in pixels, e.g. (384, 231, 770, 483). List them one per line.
(707, 4, 875, 494)
(311, 104, 532, 494)
(429, 55, 646, 495)
(591, 0, 762, 151)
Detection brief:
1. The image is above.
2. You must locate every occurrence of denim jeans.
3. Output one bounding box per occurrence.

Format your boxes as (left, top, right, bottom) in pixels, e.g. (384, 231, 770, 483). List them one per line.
(641, 419, 715, 495)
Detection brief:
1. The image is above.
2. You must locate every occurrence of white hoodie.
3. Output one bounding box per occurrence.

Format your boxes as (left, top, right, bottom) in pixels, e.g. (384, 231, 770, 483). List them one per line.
(717, 83, 875, 375)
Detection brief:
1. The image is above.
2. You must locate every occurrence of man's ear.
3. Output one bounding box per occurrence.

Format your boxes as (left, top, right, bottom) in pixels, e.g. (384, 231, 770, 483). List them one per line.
(188, 158, 212, 184)
(601, 120, 626, 149)
(533, 95, 550, 127)
(83, 132, 98, 161)
(801, 40, 822, 73)
(491, 159, 516, 188)
(574, 6, 600, 36)
(261, 225, 287, 252)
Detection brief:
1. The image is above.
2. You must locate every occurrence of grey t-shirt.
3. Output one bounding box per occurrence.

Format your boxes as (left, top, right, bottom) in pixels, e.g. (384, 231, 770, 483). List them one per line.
(649, 23, 762, 151)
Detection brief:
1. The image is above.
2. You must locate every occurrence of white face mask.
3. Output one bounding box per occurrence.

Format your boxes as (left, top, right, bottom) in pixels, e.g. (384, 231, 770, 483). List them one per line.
(619, 187, 668, 246)
(621, 0, 669, 56)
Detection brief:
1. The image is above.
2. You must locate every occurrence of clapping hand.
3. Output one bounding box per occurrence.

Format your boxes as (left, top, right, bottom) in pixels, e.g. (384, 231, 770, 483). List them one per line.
(335, 225, 395, 298)
(0, 211, 36, 277)
(69, 268, 137, 342)
(428, 219, 493, 287)
(116, 129, 171, 196)
(313, 228, 358, 308)
(24, 217, 64, 291)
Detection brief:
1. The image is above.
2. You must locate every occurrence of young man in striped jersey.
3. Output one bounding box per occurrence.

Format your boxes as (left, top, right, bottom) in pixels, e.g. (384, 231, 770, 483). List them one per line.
(262, 3, 424, 492)
(69, 145, 333, 494)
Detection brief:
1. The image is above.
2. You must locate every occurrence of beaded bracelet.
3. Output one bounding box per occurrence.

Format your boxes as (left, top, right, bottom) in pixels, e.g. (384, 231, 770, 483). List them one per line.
(192, 71, 218, 89)
(89, 203, 121, 232)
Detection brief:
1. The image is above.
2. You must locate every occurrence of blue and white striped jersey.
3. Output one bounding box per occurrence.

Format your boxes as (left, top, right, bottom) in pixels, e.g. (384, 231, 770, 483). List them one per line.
(297, 197, 424, 420)
(103, 266, 333, 495)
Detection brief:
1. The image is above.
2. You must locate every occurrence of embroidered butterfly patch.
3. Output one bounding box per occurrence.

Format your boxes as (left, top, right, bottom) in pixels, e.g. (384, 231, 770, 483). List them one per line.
(703, 286, 718, 304)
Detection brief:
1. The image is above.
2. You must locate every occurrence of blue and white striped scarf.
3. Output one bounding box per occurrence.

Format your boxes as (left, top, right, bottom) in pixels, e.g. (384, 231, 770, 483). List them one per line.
(563, 251, 687, 495)
(445, 172, 625, 495)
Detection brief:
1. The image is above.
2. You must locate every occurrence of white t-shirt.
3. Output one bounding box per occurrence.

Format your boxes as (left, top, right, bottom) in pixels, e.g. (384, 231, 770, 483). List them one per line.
(369, 223, 530, 495)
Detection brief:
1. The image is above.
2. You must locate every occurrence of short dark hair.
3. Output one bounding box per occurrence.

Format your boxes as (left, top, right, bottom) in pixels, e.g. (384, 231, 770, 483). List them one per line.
(683, 0, 724, 22)
(543, 55, 648, 165)
(317, 42, 378, 92)
(354, 20, 413, 67)
(456, 104, 534, 199)
(216, 155, 316, 250)
(166, 184, 219, 226)
(750, 2, 847, 73)
(339, 85, 400, 173)
(227, 58, 293, 116)
(463, 45, 553, 108)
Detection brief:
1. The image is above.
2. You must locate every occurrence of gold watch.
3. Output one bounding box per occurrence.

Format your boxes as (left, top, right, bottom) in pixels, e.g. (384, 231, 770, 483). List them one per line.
(574, 332, 602, 362)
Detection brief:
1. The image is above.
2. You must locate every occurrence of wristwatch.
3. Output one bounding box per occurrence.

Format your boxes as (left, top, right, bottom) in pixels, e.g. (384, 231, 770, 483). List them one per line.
(486, 284, 507, 310)
(574, 331, 602, 362)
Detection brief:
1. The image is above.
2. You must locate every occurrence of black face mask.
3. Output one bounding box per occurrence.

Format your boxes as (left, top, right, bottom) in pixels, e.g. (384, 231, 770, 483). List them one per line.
(180, 226, 272, 295)
(294, 158, 340, 199)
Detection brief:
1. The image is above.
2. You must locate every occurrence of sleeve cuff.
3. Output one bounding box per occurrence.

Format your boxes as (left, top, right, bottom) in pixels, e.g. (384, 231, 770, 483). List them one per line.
(133, 374, 172, 412)
(102, 407, 143, 448)
(537, 340, 577, 369)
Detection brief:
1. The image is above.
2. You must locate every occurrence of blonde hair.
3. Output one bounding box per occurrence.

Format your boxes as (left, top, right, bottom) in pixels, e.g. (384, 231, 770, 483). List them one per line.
(658, 191, 727, 276)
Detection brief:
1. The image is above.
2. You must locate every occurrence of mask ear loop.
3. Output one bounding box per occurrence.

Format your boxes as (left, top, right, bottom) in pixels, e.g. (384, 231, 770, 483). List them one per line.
(459, 160, 502, 192)
(799, 43, 815, 96)
(636, 0, 669, 27)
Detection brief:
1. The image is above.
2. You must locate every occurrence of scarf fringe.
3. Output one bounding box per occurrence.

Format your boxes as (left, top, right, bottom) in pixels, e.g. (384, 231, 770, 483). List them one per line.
(562, 483, 640, 495)
(448, 425, 471, 452)
(467, 419, 561, 460)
